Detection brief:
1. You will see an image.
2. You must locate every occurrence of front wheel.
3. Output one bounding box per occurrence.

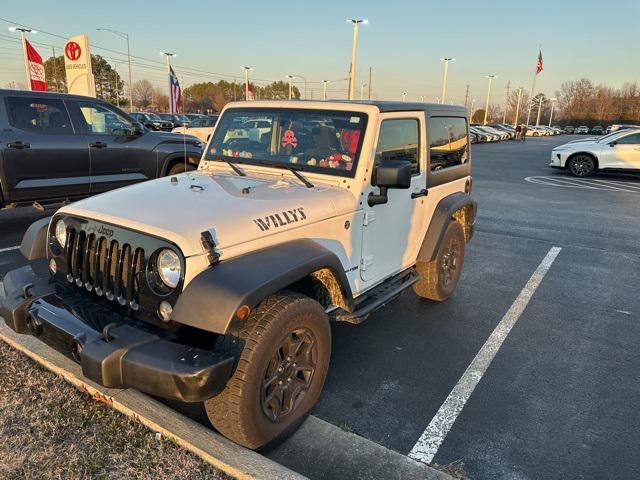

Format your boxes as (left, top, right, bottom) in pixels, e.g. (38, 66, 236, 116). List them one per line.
(413, 220, 466, 301)
(567, 155, 595, 177)
(167, 162, 196, 175)
(205, 292, 331, 449)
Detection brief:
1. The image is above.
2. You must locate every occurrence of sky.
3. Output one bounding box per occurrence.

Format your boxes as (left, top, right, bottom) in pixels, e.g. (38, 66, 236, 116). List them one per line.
(1, 0, 639, 104)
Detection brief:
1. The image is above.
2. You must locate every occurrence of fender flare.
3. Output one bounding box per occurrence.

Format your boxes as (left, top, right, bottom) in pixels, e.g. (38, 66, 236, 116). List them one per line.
(416, 193, 476, 263)
(161, 152, 202, 175)
(172, 239, 353, 334)
(20, 216, 51, 260)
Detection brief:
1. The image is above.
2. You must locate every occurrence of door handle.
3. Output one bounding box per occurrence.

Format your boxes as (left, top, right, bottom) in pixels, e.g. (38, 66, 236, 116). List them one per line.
(89, 141, 107, 149)
(411, 188, 428, 199)
(7, 141, 30, 149)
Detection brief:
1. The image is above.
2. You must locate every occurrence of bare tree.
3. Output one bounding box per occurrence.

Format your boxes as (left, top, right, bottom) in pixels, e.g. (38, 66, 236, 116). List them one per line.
(131, 79, 154, 109)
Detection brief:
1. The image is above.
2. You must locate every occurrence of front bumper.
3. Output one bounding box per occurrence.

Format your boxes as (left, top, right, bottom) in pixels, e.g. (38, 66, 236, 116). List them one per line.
(1, 265, 234, 402)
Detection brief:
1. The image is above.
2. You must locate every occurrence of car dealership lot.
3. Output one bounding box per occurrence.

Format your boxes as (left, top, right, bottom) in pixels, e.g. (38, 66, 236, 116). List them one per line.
(1, 136, 639, 479)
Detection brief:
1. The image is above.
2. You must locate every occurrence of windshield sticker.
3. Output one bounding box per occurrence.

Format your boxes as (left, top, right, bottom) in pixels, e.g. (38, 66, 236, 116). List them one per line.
(281, 129, 298, 148)
(349, 116, 360, 123)
(253, 207, 307, 231)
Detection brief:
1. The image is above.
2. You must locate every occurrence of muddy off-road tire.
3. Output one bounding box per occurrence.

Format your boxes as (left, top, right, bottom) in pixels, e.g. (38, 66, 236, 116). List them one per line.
(205, 292, 331, 449)
(413, 220, 466, 301)
(167, 162, 196, 175)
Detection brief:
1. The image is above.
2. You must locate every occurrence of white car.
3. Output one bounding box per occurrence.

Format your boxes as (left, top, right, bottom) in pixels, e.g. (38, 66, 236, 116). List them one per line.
(575, 126, 589, 134)
(550, 129, 640, 176)
(172, 115, 219, 142)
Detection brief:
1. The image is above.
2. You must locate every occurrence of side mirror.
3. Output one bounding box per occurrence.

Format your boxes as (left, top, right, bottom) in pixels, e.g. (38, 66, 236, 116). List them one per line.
(129, 123, 144, 137)
(368, 160, 412, 206)
(609, 141, 617, 147)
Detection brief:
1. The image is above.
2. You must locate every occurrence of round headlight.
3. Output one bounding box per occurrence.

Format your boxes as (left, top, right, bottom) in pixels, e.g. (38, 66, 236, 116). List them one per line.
(55, 219, 67, 246)
(156, 249, 181, 288)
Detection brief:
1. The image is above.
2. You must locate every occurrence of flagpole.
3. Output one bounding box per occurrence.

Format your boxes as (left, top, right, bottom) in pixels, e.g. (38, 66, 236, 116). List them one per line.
(20, 31, 31, 90)
(525, 72, 536, 126)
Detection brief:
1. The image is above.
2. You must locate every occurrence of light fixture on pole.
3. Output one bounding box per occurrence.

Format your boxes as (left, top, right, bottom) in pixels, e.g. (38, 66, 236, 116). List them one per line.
(9, 26, 37, 90)
(321, 80, 330, 100)
(347, 19, 368, 101)
(241, 66, 252, 100)
(513, 87, 523, 127)
(440, 57, 455, 104)
(98, 28, 133, 111)
(401, 91, 407, 102)
(548, 97, 557, 127)
(285, 75, 296, 100)
(483, 74, 497, 125)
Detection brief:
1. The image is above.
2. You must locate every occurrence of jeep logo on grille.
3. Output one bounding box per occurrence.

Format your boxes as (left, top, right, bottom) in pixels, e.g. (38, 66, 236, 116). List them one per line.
(97, 225, 114, 238)
(253, 207, 306, 232)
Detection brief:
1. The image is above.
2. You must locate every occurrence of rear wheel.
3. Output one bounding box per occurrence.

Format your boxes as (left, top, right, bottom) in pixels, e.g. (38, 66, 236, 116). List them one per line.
(205, 292, 331, 449)
(567, 155, 595, 177)
(413, 220, 466, 301)
(167, 162, 196, 175)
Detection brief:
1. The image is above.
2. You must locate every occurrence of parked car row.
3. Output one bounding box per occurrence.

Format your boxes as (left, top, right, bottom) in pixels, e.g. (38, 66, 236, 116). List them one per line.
(171, 115, 219, 142)
(469, 124, 562, 143)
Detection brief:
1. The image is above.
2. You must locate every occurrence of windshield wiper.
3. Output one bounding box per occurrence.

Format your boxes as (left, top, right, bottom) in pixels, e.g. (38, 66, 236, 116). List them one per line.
(258, 161, 314, 188)
(210, 158, 246, 176)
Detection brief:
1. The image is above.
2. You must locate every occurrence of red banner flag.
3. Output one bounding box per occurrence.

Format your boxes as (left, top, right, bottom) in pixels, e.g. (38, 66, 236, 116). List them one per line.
(25, 39, 47, 91)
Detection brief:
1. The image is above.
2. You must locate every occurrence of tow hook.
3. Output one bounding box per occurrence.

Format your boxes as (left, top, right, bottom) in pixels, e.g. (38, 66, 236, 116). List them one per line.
(22, 283, 35, 299)
(101, 322, 118, 342)
(71, 333, 86, 363)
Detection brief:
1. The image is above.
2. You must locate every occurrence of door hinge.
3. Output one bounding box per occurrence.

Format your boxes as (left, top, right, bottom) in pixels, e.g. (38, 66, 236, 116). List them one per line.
(360, 255, 374, 271)
(363, 211, 376, 226)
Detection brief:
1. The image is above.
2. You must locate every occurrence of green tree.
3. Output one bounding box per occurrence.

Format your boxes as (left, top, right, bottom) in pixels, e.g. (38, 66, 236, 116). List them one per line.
(43, 54, 124, 105)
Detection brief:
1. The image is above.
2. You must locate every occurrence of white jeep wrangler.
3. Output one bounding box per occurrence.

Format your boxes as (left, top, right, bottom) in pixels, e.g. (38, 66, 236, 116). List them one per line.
(1, 100, 476, 449)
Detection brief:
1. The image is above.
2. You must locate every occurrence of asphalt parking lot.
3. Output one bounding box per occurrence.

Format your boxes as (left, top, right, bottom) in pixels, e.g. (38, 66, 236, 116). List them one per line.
(1, 135, 639, 479)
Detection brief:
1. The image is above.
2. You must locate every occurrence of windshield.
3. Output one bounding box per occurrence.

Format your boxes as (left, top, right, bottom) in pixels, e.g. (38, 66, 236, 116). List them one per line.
(596, 131, 631, 143)
(145, 113, 162, 121)
(206, 108, 368, 177)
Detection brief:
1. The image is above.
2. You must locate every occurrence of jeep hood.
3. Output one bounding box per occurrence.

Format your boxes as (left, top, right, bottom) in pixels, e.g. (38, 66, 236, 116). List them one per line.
(59, 171, 357, 257)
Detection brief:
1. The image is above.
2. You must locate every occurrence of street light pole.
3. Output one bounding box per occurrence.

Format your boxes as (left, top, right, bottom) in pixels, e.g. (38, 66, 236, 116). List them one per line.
(535, 97, 544, 126)
(470, 99, 476, 121)
(513, 87, 523, 127)
(98, 29, 133, 111)
(548, 98, 557, 127)
(322, 80, 330, 100)
(483, 74, 497, 125)
(241, 66, 252, 100)
(401, 92, 407, 102)
(285, 75, 296, 100)
(347, 19, 368, 100)
(440, 57, 455, 104)
(360, 82, 367, 100)
(160, 52, 176, 111)
(9, 27, 36, 90)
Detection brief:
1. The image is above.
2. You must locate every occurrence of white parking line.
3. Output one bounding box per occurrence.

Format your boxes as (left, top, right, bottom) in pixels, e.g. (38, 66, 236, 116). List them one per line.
(408, 246, 562, 464)
(0, 245, 20, 253)
(525, 176, 640, 193)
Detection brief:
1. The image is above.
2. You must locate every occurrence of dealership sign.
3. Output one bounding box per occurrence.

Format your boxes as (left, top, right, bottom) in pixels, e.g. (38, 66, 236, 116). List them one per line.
(64, 34, 96, 97)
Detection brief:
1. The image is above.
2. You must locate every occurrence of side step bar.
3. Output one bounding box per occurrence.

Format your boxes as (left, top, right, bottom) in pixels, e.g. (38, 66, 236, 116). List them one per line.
(334, 269, 419, 324)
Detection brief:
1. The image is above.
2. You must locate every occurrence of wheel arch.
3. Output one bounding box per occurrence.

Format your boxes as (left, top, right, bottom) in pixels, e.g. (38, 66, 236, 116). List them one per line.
(162, 152, 201, 176)
(172, 239, 354, 335)
(416, 192, 476, 263)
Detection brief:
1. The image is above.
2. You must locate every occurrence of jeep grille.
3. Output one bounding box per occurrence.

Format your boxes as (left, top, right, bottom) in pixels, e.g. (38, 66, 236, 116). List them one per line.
(65, 227, 145, 310)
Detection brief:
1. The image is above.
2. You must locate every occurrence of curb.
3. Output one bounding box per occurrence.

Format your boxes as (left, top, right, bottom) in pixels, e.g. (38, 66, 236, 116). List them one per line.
(0, 322, 307, 480)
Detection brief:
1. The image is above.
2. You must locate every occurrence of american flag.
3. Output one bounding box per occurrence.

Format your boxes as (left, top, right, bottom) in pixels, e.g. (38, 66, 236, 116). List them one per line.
(169, 66, 181, 113)
(535, 49, 544, 75)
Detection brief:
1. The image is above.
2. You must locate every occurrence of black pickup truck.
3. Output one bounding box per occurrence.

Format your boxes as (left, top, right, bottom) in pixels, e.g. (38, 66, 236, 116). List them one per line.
(0, 90, 204, 208)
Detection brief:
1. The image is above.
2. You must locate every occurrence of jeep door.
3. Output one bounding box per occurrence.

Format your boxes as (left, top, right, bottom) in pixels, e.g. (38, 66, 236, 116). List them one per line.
(69, 99, 156, 193)
(360, 113, 431, 283)
(0, 95, 90, 204)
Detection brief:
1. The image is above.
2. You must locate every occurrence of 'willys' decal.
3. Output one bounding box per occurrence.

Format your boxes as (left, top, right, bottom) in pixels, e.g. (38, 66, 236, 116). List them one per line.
(253, 207, 307, 231)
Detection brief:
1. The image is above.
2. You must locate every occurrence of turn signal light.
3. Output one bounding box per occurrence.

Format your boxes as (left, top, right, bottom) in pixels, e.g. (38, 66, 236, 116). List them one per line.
(236, 305, 251, 321)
